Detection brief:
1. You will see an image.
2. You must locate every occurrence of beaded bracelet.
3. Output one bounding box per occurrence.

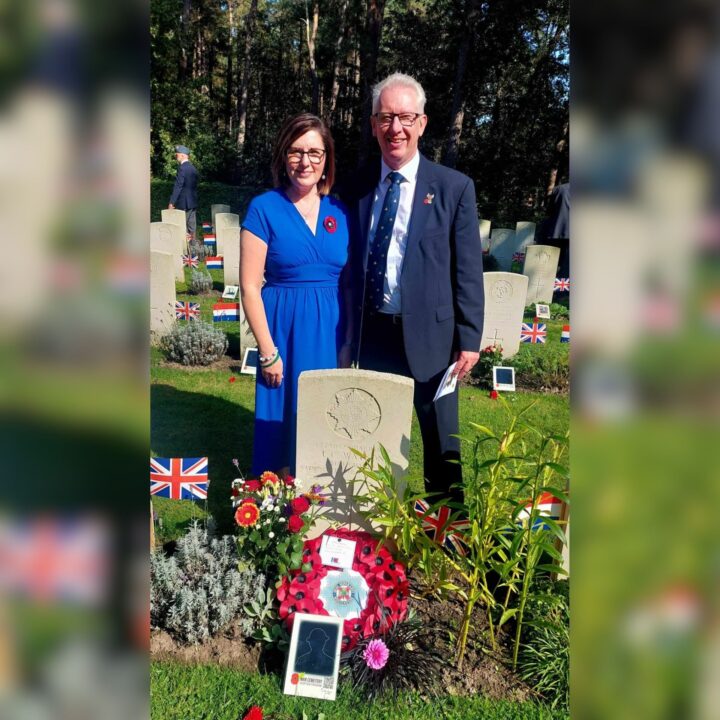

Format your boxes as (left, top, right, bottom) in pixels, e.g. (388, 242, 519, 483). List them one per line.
(259, 348, 280, 368)
(258, 347, 278, 364)
(261, 353, 281, 369)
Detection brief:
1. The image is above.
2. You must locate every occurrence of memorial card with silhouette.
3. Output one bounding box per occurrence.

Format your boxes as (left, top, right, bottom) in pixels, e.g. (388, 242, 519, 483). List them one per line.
(283, 613, 343, 700)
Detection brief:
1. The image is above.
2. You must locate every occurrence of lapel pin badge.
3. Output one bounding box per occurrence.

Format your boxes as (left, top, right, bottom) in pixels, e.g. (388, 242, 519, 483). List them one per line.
(423, 193, 435, 205)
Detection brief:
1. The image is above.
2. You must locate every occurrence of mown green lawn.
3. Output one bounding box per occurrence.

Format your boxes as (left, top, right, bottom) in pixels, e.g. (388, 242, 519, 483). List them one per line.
(151, 661, 563, 720)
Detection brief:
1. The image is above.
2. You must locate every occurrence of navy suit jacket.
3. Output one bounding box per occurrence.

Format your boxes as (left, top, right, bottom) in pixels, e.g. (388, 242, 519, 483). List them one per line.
(340, 154, 484, 382)
(169, 161, 198, 210)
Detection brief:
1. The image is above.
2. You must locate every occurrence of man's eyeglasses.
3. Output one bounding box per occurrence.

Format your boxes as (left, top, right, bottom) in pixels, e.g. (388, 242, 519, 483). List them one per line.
(286, 148, 326, 164)
(373, 112, 423, 127)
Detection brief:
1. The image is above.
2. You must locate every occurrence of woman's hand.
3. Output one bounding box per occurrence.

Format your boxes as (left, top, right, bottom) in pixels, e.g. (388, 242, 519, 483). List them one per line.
(261, 355, 284, 388)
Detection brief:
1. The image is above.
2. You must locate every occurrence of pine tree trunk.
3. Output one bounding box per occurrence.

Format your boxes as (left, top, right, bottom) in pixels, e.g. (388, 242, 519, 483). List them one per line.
(358, 0, 386, 166)
(236, 0, 259, 154)
(305, 0, 320, 114)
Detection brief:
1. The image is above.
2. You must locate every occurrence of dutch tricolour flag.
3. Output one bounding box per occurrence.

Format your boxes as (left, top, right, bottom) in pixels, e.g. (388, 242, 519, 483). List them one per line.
(206, 256, 223, 269)
(213, 302, 240, 322)
(561, 325, 570, 343)
(517, 492, 564, 530)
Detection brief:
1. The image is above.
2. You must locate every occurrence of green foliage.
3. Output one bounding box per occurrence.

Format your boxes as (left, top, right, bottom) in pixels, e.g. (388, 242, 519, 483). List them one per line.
(189, 268, 213, 294)
(152, 660, 562, 719)
(483, 254, 501, 271)
(159, 320, 228, 366)
(473, 344, 505, 390)
(150, 522, 267, 644)
(518, 581, 569, 712)
(524, 303, 569, 321)
(510, 342, 569, 393)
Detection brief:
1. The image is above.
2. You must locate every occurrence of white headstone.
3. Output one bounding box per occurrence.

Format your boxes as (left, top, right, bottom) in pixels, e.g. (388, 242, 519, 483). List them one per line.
(515, 221, 536, 247)
(211, 203, 231, 229)
(479, 219, 492, 252)
(161, 208, 187, 229)
(490, 227, 535, 271)
(150, 222, 184, 282)
(523, 245, 560, 304)
(480, 272, 529, 358)
(150, 250, 176, 339)
(214, 214, 240, 254)
(296, 369, 414, 536)
(219, 226, 240, 287)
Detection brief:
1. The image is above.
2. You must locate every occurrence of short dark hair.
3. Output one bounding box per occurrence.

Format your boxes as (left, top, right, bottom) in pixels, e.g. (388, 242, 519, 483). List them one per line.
(271, 113, 335, 195)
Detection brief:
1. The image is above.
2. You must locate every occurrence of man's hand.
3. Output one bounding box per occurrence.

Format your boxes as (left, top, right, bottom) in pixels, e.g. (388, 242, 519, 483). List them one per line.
(168, 203, 175, 209)
(452, 350, 480, 381)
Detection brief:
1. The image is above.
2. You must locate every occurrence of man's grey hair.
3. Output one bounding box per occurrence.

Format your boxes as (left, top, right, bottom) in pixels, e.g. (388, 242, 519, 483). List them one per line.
(371, 73, 426, 114)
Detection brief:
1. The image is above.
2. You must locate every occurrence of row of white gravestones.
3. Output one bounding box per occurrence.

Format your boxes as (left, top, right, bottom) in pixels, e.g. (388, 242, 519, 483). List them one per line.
(150, 222, 184, 282)
(150, 250, 176, 338)
(295, 369, 414, 537)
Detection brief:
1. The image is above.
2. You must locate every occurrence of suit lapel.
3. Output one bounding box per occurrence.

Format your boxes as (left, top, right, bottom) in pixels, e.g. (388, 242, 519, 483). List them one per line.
(404, 155, 436, 268)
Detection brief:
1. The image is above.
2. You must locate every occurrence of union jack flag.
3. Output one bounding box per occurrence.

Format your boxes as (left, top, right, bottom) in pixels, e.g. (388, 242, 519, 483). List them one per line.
(520, 322, 546, 343)
(175, 301, 200, 321)
(0, 515, 108, 605)
(150, 457, 209, 500)
(414, 499, 470, 555)
(182, 254, 199, 268)
(512, 252, 526, 263)
(554, 278, 570, 292)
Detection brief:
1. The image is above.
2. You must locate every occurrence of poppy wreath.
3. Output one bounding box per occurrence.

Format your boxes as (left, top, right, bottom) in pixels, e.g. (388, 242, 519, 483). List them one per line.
(323, 215, 337, 233)
(277, 528, 409, 651)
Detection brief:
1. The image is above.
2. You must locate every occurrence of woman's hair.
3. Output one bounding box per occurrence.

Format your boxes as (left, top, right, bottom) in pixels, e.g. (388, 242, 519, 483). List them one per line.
(271, 113, 335, 195)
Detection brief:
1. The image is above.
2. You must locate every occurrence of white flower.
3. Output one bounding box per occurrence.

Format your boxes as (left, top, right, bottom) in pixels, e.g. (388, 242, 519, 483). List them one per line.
(264, 518, 271, 525)
(273, 506, 280, 513)
(268, 531, 275, 539)
(278, 517, 286, 523)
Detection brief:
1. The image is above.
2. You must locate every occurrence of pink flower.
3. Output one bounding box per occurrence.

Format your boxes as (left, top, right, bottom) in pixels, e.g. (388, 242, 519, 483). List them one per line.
(363, 638, 389, 670)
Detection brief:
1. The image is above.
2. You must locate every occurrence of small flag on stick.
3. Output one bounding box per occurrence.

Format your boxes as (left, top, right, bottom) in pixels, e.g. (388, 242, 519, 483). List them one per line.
(212, 302, 240, 321)
(150, 457, 209, 500)
(175, 301, 200, 321)
(520, 322, 547, 343)
(206, 256, 223, 269)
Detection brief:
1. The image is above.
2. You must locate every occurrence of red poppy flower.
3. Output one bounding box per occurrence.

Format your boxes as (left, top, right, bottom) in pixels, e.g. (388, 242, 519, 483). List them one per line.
(243, 479, 261, 492)
(242, 707, 263, 720)
(288, 515, 304, 533)
(290, 496, 310, 515)
(489, 390, 499, 400)
(284, 474, 296, 487)
(323, 216, 337, 233)
(229, 376, 236, 383)
(235, 503, 260, 527)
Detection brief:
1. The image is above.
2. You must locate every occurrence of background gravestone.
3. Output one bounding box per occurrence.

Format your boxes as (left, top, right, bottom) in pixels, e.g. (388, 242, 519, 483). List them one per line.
(515, 220, 536, 248)
(491, 227, 535, 270)
(480, 271, 529, 357)
(214, 213, 240, 255)
(211, 203, 231, 229)
(150, 250, 176, 339)
(150, 222, 184, 282)
(479, 219, 492, 252)
(161, 208, 187, 230)
(523, 245, 560, 304)
(296, 369, 414, 536)
(219, 226, 240, 287)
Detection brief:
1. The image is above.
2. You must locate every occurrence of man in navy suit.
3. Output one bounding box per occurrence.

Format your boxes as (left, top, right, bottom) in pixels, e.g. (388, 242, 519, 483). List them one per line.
(342, 73, 484, 503)
(168, 145, 199, 242)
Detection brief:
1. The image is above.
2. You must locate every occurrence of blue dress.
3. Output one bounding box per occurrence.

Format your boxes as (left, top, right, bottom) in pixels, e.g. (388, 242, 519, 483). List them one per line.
(242, 188, 350, 475)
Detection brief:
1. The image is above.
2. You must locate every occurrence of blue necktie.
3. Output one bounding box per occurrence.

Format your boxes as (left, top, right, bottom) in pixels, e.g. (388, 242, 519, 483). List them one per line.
(366, 171, 403, 312)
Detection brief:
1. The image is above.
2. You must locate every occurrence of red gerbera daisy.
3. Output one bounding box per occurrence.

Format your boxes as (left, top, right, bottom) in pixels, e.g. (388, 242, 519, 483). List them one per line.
(234, 502, 260, 527)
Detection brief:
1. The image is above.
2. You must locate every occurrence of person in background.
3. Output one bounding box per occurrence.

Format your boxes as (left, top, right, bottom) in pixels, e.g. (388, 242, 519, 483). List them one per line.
(240, 113, 354, 477)
(168, 145, 198, 244)
(339, 73, 484, 504)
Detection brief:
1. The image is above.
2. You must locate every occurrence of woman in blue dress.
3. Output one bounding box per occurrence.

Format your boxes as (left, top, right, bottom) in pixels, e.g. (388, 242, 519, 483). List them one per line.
(240, 114, 353, 476)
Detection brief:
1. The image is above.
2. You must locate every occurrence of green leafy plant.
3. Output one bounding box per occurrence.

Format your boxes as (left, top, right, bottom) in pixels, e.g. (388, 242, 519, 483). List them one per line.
(160, 319, 228, 365)
(510, 343, 569, 392)
(150, 521, 266, 644)
(517, 580, 569, 711)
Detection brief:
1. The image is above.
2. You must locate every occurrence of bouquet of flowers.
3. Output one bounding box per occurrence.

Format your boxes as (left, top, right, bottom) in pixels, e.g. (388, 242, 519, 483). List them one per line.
(231, 468, 326, 576)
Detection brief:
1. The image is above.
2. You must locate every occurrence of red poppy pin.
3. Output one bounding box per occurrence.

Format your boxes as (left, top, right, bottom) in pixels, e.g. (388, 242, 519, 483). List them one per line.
(423, 193, 435, 205)
(323, 216, 337, 233)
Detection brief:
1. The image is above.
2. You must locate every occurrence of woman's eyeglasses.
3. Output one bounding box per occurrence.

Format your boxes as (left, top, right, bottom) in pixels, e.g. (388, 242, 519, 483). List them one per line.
(286, 148, 326, 164)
